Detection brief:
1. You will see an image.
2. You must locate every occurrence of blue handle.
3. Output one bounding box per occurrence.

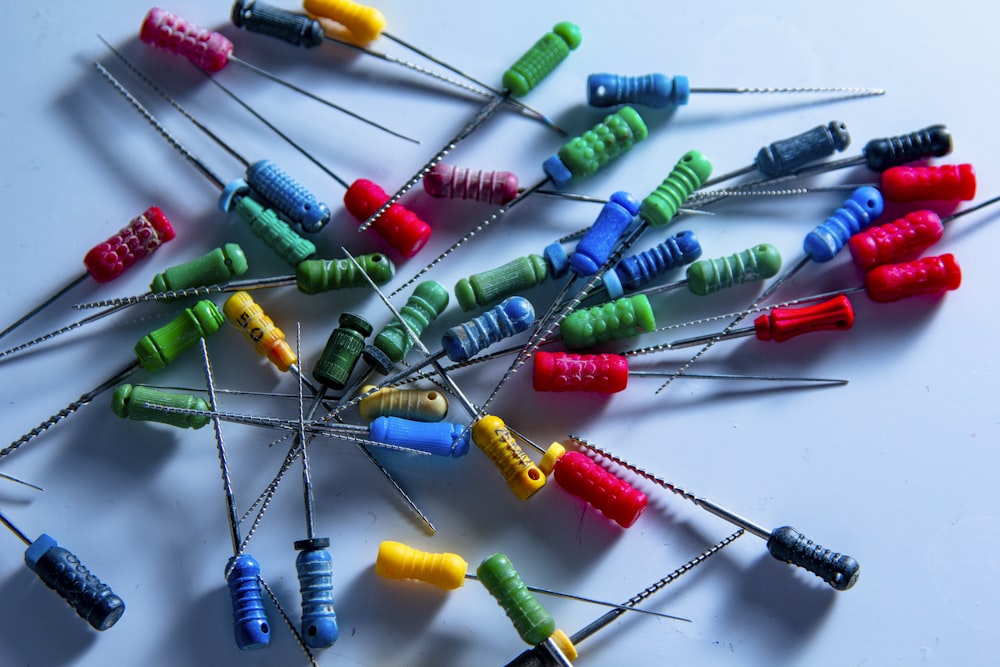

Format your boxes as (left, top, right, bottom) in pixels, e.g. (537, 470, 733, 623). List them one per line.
(226, 554, 271, 650)
(441, 297, 535, 362)
(369, 417, 470, 457)
(246, 160, 331, 233)
(569, 191, 641, 276)
(614, 230, 703, 292)
(295, 542, 339, 648)
(803, 186, 884, 262)
(587, 73, 690, 107)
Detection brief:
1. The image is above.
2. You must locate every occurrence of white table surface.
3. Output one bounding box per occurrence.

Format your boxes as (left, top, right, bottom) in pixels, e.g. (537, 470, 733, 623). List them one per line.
(1, 1, 998, 666)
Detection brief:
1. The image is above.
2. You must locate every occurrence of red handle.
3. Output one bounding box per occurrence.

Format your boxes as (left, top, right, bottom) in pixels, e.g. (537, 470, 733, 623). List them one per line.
(754, 295, 854, 342)
(865, 254, 961, 302)
(848, 210, 944, 270)
(880, 164, 976, 202)
(532, 351, 629, 393)
(345, 180, 432, 257)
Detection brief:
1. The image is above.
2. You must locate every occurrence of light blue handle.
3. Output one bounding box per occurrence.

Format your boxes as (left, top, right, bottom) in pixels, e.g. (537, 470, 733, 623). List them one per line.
(588, 73, 690, 107)
(295, 545, 339, 648)
(440, 297, 535, 362)
(369, 417, 470, 457)
(803, 186, 884, 262)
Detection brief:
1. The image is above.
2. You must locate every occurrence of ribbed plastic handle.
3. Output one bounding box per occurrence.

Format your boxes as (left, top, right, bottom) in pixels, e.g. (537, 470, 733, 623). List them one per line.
(231, 195, 317, 267)
(754, 295, 854, 342)
(375, 541, 468, 590)
(755, 121, 850, 177)
(231, 0, 325, 48)
(358, 385, 449, 422)
(246, 160, 331, 233)
(134, 300, 225, 373)
(295, 254, 395, 294)
(862, 124, 952, 171)
(767, 526, 860, 591)
(587, 73, 689, 107)
(802, 186, 885, 262)
(344, 179, 432, 257)
(150, 243, 248, 293)
(476, 553, 556, 645)
(374, 281, 450, 363)
(441, 296, 535, 362)
(552, 451, 647, 527)
(24, 534, 126, 631)
(848, 210, 944, 270)
(312, 313, 373, 389)
(865, 254, 961, 302)
(639, 150, 713, 228)
(880, 164, 976, 202)
(559, 294, 656, 350)
(455, 254, 549, 312)
(423, 164, 520, 205)
(111, 383, 210, 429)
(84, 206, 176, 283)
(140, 7, 234, 72)
(686, 243, 782, 296)
(543, 107, 648, 189)
(502, 22, 582, 98)
(295, 544, 339, 648)
(613, 230, 703, 292)
(222, 291, 297, 372)
(570, 191, 642, 275)
(471, 416, 546, 500)
(532, 351, 629, 393)
(369, 417, 470, 457)
(225, 554, 271, 649)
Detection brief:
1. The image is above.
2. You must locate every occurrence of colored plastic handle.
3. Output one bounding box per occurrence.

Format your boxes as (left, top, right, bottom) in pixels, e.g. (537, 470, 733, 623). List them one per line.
(476, 553, 555, 645)
(756, 121, 850, 177)
(441, 296, 535, 362)
(84, 206, 176, 283)
(245, 160, 331, 233)
(880, 164, 976, 202)
(502, 22, 582, 98)
(225, 554, 271, 649)
(865, 254, 961, 302)
(296, 253, 395, 294)
(532, 351, 629, 393)
(754, 295, 854, 342)
(802, 186, 885, 262)
(455, 254, 549, 312)
(552, 449, 648, 527)
(111, 384, 210, 429)
(24, 533, 125, 631)
(849, 210, 944, 270)
(613, 230, 703, 293)
(134, 300, 225, 373)
(862, 124, 952, 171)
(344, 179, 432, 257)
(639, 150, 713, 228)
(231, 194, 317, 266)
(424, 164, 520, 205)
(559, 294, 656, 350)
(302, 0, 386, 43)
(150, 243, 248, 293)
(471, 416, 546, 500)
(231, 0, 325, 48)
(140, 7, 234, 72)
(767, 526, 860, 591)
(570, 191, 642, 275)
(375, 540, 468, 590)
(374, 281, 450, 363)
(543, 107, 648, 189)
(358, 385, 449, 422)
(294, 539, 339, 648)
(313, 313, 373, 389)
(223, 291, 297, 372)
(369, 417, 470, 457)
(686, 243, 782, 296)
(587, 72, 690, 107)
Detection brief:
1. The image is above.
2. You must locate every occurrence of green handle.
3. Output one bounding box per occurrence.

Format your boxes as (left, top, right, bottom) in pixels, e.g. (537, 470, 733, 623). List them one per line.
(295, 253, 395, 294)
(640, 150, 713, 228)
(111, 384, 210, 429)
(502, 21, 581, 98)
(687, 243, 782, 296)
(374, 281, 450, 363)
(455, 254, 548, 311)
(233, 196, 316, 267)
(133, 300, 224, 372)
(559, 294, 655, 350)
(545, 106, 648, 188)
(149, 243, 249, 293)
(476, 553, 555, 646)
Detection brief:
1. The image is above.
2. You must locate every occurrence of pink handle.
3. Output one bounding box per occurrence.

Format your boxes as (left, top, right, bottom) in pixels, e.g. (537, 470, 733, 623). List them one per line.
(140, 7, 234, 72)
(532, 351, 629, 393)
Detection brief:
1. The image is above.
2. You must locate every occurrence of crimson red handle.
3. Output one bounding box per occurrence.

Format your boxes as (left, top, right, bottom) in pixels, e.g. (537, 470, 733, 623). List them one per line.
(880, 164, 976, 202)
(532, 351, 629, 393)
(848, 210, 944, 270)
(865, 254, 961, 302)
(345, 180, 432, 257)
